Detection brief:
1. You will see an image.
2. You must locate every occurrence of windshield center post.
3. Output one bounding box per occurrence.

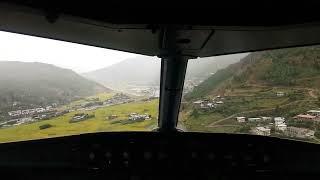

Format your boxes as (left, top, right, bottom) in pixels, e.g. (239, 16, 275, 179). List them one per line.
(157, 25, 190, 132)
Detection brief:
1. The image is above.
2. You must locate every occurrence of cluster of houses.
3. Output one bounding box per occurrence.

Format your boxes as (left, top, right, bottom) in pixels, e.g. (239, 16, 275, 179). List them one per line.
(128, 113, 151, 121)
(73, 99, 104, 111)
(70, 113, 94, 123)
(0, 117, 35, 127)
(12, 117, 36, 126)
(237, 114, 317, 139)
(2, 93, 137, 127)
(253, 125, 315, 139)
(237, 116, 287, 135)
(33, 110, 69, 120)
(106, 113, 152, 121)
(104, 93, 133, 105)
(236, 116, 281, 133)
(8, 106, 54, 117)
(193, 95, 224, 110)
(1, 109, 70, 128)
(252, 127, 271, 136)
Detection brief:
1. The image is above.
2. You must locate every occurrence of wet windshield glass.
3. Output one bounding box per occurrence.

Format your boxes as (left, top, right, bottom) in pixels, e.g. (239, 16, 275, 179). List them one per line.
(180, 45, 320, 144)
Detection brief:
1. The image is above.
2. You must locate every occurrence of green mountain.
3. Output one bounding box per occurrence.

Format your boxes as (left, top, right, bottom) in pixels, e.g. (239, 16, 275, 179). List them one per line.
(0, 61, 109, 112)
(186, 46, 320, 100)
(181, 46, 320, 135)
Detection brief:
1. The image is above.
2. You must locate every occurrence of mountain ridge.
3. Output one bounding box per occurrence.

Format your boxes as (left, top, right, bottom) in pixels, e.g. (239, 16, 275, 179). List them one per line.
(186, 46, 320, 100)
(0, 61, 109, 112)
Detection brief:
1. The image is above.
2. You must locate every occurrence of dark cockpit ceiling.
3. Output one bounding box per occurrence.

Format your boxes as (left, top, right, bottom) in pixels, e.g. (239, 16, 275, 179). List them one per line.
(1, 1, 320, 57)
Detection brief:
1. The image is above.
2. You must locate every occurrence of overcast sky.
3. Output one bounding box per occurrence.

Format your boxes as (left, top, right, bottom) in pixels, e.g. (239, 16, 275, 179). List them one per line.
(0, 31, 140, 73)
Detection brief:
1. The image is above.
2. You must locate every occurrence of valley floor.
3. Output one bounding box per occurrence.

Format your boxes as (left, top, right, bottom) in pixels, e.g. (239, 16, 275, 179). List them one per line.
(1, 84, 320, 144)
(0, 93, 158, 143)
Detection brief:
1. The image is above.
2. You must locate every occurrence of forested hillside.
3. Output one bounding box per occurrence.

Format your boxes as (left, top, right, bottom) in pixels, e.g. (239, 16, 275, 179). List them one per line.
(186, 46, 320, 100)
(0, 61, 109, 113)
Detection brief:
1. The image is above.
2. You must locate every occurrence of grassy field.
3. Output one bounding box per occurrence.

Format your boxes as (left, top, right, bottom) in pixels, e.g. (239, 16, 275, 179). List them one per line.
(181, 110, 224, 131)
(0, 99, 158, 143)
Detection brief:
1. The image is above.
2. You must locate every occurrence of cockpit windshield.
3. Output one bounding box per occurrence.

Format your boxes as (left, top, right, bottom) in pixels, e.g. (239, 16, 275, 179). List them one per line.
(180, 45, 320, 144)
(1, 30, 320, 144)
(0, 31, 160, 142)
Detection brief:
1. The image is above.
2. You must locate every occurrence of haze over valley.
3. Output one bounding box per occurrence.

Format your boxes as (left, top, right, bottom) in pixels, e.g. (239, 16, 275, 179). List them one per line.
(83, 54, 247, 96)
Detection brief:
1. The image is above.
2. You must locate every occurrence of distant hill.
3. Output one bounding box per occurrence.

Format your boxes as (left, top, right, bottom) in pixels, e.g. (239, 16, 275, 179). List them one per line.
(186, 46, 320, 100)
(83, 54, 247, 90)
(83, 57, 160, 89)
(0, 61, 109, 111)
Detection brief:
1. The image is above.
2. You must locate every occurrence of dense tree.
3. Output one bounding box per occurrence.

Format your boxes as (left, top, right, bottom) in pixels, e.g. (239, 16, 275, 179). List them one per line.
(39, 124, 52, 130)
(238, 125, 251, 133)
(191, 109, 200, 118)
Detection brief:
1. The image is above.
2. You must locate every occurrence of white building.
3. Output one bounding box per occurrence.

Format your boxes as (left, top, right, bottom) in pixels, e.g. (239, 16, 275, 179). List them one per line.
(248, 117, 262, 122)
(276, 92, 285, 97)
(276, 123, 287, 131)
(274, 117, 287, 131)
(253, 127, 271, 136)
(128, 113, 151, 121)
(46, 106, 53, 110)
(236, 117, 246, 123)
(193, 100, 203, 105)
(35, 108, 45, 113)
(8, 110, 22, 117)
(21, 110, 30, 115)
(216, 101, 224, 104)
(200, 103, 209, 109)
(307, 110, 320, 117)
(274, 117, 285, 125)
(261, 117, 272, 121)
(207, 103, 215, 108)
